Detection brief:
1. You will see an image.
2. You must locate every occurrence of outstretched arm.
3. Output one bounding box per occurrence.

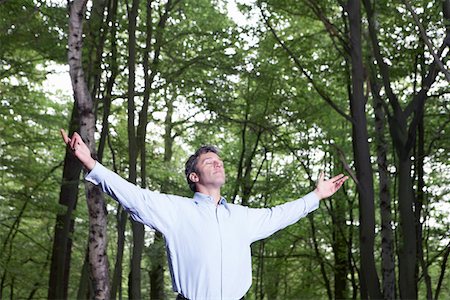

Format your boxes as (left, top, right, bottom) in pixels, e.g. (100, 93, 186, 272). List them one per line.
(61, 129, 178, 232)
(314, 172, 348, 200)
(60, 129, 96, 171)
(247, 171, 348, 242)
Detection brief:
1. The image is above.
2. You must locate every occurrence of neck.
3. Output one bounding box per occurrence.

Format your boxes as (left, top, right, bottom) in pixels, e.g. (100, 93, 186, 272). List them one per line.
(196, 186, 221, 205)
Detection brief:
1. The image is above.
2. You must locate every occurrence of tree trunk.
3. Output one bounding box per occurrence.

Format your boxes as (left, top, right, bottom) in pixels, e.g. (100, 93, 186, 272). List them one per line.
(48, 105, 82, 300)
(111, 207, 127, 300)
(85, 0, 108, 100)
(77, 249, 93, 299)
(434, 242, 450, 300)
(68, 1, 110, 298)
(396, 151, 417, 298)
(148, 97, 175, 300)
(332, 162, 348, 299)
(346, 1, 382, 298)
(308, 214, 332, 299)
(143, 2, 176, 298)
(364, 0, 449, 296)
(97, 0, 119, 162)
(415, 114, 432, 300)
(125, 0, 143, 298)
(370, 71, 396, 299)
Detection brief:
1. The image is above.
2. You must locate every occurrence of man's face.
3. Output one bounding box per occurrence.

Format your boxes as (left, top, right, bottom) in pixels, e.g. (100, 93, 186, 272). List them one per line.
(193, 152, 226, 189)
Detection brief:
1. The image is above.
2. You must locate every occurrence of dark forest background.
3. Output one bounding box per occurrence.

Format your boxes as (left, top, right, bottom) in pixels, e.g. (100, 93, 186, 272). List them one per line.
(0, 0, 449, 299)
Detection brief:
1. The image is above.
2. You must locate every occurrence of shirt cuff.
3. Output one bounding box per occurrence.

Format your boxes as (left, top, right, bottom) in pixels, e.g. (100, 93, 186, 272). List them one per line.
(303, 191, 320, 212)
(84, 161, 107, 185)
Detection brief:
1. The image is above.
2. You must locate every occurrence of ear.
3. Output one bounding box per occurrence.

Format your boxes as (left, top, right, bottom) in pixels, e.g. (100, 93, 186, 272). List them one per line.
(189, 172, 199, 183)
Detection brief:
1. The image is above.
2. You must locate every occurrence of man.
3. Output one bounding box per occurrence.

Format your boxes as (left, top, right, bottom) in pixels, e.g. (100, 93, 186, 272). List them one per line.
(61, 129, 348, 300)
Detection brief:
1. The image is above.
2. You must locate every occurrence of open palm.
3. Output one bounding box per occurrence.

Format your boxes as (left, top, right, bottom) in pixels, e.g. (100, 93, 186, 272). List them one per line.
(314, 172, 348, 200)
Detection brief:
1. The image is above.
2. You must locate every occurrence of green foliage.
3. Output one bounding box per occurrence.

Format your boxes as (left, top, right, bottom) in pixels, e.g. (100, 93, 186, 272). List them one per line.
(0, 0, 449, 298)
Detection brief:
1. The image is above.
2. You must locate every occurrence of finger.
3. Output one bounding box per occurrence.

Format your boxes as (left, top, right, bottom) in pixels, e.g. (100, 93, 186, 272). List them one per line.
(70, 135, 77, 149)
(70, 132, 83, 149)
(73, 132, 82, 140)
(60, 129, 70, 144)
(318, 171, 324, 183)
(335, 176, 349, 188)
(74, 132, 84, 149)
(330, 173, 345, 182)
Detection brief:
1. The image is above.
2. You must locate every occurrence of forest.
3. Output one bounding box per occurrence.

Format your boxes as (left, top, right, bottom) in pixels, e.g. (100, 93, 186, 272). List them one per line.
(0, 0, 449, 299)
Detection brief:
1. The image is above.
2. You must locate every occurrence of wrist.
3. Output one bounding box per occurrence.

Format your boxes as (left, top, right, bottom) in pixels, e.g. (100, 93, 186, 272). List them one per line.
(314, 188, 324, 200)
(84, 158, 96, 171)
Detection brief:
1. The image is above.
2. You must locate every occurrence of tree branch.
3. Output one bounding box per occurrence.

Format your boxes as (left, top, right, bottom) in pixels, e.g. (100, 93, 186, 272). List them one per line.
(258, 3, 354, 124)
(401, 0, 450, 82)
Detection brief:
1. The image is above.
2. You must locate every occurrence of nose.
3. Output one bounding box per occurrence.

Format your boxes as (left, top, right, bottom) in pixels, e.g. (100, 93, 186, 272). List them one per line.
(214, 161, 223, 168)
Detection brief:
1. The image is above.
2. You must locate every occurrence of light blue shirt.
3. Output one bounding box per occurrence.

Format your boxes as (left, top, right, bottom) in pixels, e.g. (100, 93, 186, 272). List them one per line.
(85, 162, 320, 300)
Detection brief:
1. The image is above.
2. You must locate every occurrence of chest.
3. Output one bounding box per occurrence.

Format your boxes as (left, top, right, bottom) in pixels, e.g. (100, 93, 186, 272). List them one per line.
(170, 204, 248, 255)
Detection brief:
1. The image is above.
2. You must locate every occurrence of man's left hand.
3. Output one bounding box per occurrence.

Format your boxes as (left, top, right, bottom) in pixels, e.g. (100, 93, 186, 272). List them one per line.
(314, 172, 348, 200)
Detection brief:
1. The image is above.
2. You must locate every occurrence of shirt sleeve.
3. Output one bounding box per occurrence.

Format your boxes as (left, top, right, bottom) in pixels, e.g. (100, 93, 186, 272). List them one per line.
(246, 191, 320, 243)
(85, 162, 178, 233)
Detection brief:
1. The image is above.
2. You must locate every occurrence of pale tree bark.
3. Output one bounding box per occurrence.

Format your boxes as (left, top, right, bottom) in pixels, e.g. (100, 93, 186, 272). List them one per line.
(68, 0, 110, 299)
(49, 0, 113, 296)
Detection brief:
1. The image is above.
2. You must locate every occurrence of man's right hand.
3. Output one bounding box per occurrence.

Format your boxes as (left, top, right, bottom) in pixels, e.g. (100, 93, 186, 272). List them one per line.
(60, 129, 96, 171)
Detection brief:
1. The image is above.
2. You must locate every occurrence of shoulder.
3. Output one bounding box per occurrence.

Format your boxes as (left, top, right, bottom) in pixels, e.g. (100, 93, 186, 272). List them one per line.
(225, 202, 250, 213)
(147, 190, 193, 202)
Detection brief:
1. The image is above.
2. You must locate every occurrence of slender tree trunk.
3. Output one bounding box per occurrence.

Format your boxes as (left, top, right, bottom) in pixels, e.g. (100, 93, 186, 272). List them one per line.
(332, 162, 348, 299)
(77, 250, 93, 299)
(347, 193, 358, 300)
(346, 1, 381, 298)
(308, 214, 332, 299)
(85, 0, 108, 101)
(143, 2, 176, 297)
(370, 72, 396, 299)
(110, 207, 127, 300)
(97, 0, 118, 162)
(254, 241, 265, 300)
(48, 105, 82, 300)
(148, 98, 175, 300)
(68, 1, 110, 298)
(125, 0, 143, 298)
(396, 149, 417, 298)
(416, 114, 433, 299)
(434, 242, 450, 300)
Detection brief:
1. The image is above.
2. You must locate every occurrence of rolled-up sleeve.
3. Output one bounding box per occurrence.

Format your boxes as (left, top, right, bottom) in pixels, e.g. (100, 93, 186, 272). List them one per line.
(247, 191, 320, 243)
(85, 162, 178, 233)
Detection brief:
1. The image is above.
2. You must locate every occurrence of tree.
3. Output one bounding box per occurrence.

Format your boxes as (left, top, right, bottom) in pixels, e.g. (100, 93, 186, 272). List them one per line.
(67, 0, 110, 298)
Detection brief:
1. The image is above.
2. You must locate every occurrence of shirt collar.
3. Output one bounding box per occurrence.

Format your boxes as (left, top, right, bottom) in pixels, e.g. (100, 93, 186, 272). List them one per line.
(193, 192, 228, 207)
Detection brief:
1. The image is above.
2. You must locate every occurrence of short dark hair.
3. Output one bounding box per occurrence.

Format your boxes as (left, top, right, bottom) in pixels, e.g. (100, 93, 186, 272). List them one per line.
(185, 145, 220, 192)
